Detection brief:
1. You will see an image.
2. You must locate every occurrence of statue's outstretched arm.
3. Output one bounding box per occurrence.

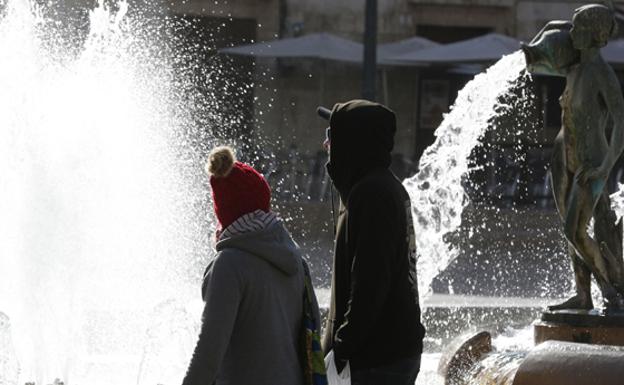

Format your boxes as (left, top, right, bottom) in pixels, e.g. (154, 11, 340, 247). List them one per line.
(600, 73, 624, 172)
(575, 72, 624, 188)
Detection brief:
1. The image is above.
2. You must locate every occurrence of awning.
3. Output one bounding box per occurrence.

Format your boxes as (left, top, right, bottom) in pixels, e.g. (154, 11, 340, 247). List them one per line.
(378, 36, 439, 65)
(218, 33, 363, 63)
(388, 33, 521, 64)
(219, 33, 438, 65)
(602, 39, 624, 65)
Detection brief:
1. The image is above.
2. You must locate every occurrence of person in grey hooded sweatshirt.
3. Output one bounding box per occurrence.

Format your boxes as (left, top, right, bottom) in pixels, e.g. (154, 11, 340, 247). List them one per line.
(182, 146, 321, 385)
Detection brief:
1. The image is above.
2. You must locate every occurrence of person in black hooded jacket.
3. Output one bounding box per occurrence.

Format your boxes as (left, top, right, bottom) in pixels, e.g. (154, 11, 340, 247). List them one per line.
(317, 99, 426, 385)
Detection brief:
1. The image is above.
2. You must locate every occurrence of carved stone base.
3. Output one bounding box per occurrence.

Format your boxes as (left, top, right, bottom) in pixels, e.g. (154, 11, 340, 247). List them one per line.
(535, 309, 624, 346)
(513, 341, 624, 385)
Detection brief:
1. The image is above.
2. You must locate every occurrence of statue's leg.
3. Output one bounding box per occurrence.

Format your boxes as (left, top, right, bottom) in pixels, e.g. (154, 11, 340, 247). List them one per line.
(594, 191, 624, 293)
(548, 143, 593, 310)
(564, 178, 620, 308)
(571, 249, 593, 304)
(548, 244, 593, 310)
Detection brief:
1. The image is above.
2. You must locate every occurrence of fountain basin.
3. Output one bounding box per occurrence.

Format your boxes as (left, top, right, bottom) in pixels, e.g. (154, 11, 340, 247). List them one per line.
(441, 330, 624, 385)
(535, 309, 624, 346)
(513, 341, 624, 385)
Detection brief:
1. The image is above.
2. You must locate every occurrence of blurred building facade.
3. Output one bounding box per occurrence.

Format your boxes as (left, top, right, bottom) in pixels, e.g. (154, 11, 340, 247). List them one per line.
(167, 0, 624, 204)
(161, 0, 624, 295)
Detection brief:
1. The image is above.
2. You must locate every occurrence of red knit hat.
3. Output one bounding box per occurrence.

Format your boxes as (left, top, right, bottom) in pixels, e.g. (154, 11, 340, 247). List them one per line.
(206, 146, 271, 230)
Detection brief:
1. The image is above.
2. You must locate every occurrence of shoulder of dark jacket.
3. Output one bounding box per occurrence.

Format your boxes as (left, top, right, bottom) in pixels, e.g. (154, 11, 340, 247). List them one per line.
(347, 168, 401, 206)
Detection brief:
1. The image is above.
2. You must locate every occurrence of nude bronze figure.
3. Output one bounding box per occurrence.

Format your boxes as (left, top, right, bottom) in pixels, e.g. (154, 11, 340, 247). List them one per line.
(522, 4, 624, 311)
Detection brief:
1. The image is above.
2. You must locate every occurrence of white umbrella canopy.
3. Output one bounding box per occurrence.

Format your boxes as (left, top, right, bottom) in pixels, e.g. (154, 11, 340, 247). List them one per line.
(219, 32, 363, 63)
(378, 36, 439, 65)
(219, 33, 622, 66)
(389, 33, 521, 64)
(602, 38, 624, 65)
(219, 33, 438, 65)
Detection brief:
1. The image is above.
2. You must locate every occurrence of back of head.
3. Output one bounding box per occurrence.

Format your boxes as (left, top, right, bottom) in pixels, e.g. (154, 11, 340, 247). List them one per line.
(327, 99, 397, 192)
(206, 146, 271, 230)
(330, 99, 396, 152)
(573, 4, 617, 47)
(329, 99, 396, 163)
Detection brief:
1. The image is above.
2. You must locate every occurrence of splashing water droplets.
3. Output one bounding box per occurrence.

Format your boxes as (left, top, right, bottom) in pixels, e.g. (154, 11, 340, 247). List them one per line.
(0, 1, 222, 384)
(404, 52, 529, 298)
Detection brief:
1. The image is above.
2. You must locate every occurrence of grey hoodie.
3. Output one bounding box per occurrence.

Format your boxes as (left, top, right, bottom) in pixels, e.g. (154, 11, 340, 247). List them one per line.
(182, 220, 318, 385)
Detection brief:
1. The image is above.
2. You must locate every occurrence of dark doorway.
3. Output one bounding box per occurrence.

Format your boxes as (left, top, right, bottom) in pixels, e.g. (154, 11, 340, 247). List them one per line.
(416, 25, 493, 44)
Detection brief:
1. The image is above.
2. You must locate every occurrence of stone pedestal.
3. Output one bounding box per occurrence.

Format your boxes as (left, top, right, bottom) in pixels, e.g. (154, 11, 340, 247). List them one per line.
(534, 309, 624, 346)
(513, 341, 624, 385)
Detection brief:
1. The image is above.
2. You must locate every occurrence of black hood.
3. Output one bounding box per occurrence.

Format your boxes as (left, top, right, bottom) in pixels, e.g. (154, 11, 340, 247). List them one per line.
(325, 99, 396, 199)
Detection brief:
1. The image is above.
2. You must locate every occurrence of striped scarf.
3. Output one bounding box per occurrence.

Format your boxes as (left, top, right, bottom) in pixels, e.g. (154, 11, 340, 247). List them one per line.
(219, 210, 279, 241)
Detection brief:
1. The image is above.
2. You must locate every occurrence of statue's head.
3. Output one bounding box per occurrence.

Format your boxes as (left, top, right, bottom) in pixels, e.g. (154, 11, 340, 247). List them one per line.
(571, 4, 618, 49)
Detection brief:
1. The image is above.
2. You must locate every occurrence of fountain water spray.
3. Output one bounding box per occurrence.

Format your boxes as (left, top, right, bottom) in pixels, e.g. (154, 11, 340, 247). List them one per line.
(0, 0, 240, 383)
(0, 0, 575, 383)
(404, 52, 533, 298)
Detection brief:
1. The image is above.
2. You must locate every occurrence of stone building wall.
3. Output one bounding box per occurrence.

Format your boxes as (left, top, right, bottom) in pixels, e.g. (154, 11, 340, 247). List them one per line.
(283, 0, 413, 41)
(407, 1, 515, 38)
(168, 0, 280, 40)
(515, 1, 585, 41)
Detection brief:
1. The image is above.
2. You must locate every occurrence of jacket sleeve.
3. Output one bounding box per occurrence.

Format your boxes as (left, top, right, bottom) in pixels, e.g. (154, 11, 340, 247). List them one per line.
(182, 253, 242, 385)
(333, 184, 399, 363)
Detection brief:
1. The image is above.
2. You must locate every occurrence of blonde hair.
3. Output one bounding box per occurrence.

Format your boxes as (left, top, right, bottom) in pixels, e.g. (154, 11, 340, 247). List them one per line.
(206, 146, 236, 177)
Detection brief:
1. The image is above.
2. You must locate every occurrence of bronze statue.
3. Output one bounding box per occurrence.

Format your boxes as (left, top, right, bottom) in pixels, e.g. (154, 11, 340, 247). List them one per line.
(522, 4, 624, 311)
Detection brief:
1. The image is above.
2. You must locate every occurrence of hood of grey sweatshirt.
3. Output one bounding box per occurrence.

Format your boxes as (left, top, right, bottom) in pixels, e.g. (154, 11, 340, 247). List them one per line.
(215, 220, 301, 276)
(187, 218, 310, 385)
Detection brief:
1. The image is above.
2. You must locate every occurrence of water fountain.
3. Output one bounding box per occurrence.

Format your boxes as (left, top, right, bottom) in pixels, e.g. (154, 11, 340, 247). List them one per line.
(0, 0, 561, 383)
(404, 50, 543, 385)
(0, 1, 229, 383)
(427, 4, 624, 385)
(3, 0, 623, 384)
